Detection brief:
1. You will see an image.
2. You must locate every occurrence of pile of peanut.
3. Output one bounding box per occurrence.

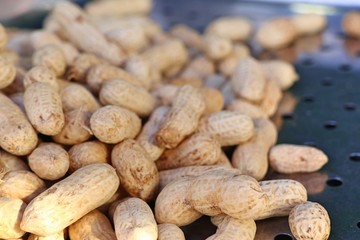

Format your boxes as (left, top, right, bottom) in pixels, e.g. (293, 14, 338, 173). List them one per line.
(4, 0, 360, 239)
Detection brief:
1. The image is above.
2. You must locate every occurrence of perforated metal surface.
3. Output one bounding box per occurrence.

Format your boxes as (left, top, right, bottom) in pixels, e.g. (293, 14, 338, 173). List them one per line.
(151, 1, 360, 239)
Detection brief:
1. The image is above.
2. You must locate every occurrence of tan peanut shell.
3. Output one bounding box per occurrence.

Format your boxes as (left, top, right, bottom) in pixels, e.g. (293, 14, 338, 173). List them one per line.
(87, 63, 142, 93)
(155, 85, 205, 149)
(155, 177, 203, 226)
(142, 39, 188, 75)
(100, 79, 156, 117)
(85, 0, 152, 17)
(111, 139, 159, 201)
(61, 83, 100, 113)
(159, 165, 228, 190)
(151, 84, 179, 105)
(197, 111, 255, 146)
(53, 1, 125, 65)
(0, 56, 16, 89)
(90, 105, 141, 144)
(113, 198, 158, 240)
(20, 163, 120, 236)
(28, 143, 70, 181)
(53, 108, 92, 145)
(232, 118, 277, 180)
(137, 106, 169, 161)
(269, 144, 328, 173)
(0, 170, 46, 203)
(125, 56, 153, 90)
(181, 56, 215, 80)
(23, 66, 59, 91)
(32, 45, 66, 77)
(343, 11, 360, 38)
(203, 35, 232, 60)
(0, 49, 20, 66)
(28, 231, 65, 240)
(289, 201, 331, 240)
(205, 17, 252, 41)
(292, 14, 326, 35)
(200, 88, 224, 114)
(67, 53, 103, 83)
(256, 18, 298, 50)
(0, 197, 26, 239)
(106, 25, 148, 54)
(261, 60, 299, 90)
(169, 24, 203, 50)
(258, 78, 283, 116)
(0, 93, 38, 156)
(158, 223, 185, 240)
(257, 179, 307, 220)
(156, 133, 221, 170)
(216, 151, 232, 168)
(231, 57, 266, 102)
(0, 150, 29, 172)
(56, 78, 72, 91)
(1, 66, 24, 95)
(218, 43, 250, 77)
(0, 24, 7, 50)
(207, 216, 256, 240)
(69, 210, 116, 240)
(68, 141, 109, 173)
(24, 82, 65, 136)
(226, 99, 267, 119)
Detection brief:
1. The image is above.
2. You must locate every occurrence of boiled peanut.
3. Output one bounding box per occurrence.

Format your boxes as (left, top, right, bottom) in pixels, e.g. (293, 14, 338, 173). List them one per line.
(207, 216, 256, 240)
(0, 56, 16, 89)
(85, 0, 152, 17)
(0, 150, 29, 172)
(0, 197, 26, 239)
(269, 144, 328, 173)
(67, 53, 103, 83)
(28, 231, 65, 240)
(125, 56, 153, 90)
(227, 99, 267, 119)
(20, 163, 119, 236)
(180, 56, 215, 80)
(258, 78, 283, 116)
(23, 66, 59, 91)
(169, 24, 204, 50)
(218, 43, 250, 76)
(200, 87, 224, 114)
(203, 35, 232, 60)
(90, 105, 141, 144)
(206, 17, 252, 42)
(61, 83, 100, 112)
(32, 45, 66, 77)
(28, 143, 70, 181)
(292, 14, 327, 35)
(261, 60, 299, 90)
(158, 223, 185, 240)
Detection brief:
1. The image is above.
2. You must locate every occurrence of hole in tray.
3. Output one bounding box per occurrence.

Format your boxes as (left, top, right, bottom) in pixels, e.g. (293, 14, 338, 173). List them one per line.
(282, 113, 294, 120)
(339, 64, 352, 72)
(303, 141, 317, 147)
(349, 153, 360, 161)
(302, 94, 314, 102)
(357, 222, 360, 228)
(274, 233, 293, 240)
(344, 102, 357, 111)
(326, 177, 343, 187)
(324, 120, 337, 129)
(321, 77, 333, 86)
(301, 57, 314, 66)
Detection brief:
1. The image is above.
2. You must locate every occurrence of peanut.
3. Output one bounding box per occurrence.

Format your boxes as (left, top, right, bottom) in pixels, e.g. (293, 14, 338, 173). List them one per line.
(52, 108, 92, 145)
(87, 63, 142, 93)
(343, 11, 360, 38)
(137, 106, 169, 161)
(0, 197, 26, 239)
(258, 78, 283, 116)
(21, 163, 119, 236)
(23, 66, 59, 91)
(256, 18, 298, 50)
(289, 201, 331, 240)
(292, 14, 327, 35)
(100, 79, 156, 117)
(67, 53, 103, 83)
(69, 210, 116, 240)
(227, 99, 267, 119)
(203, 35, 232, 60)
(0, 150, 29, 172)
(0, 170, 46, 203)
(269, 144, 328, 173)
(2, 67, 25, 95)
(0, 57, 16, 89)
(180, 56, 215, 80)
(85, 0, 152, 17)
(261, 60, 299, 90)
(231, 57, 266, 102)
(60, 83, 100, 113)
(90, 105, 141, 144)
(28, 231, 65, 240)
(28, 143, 70, 181)
(218, 43, 250, 76)
(197, 111, 255, 146)
(208, 216, 256, 240)
(124, 56, 153, 90)
(158, 223, 185, 240)
(156, 133, 221, 170)
(113, 197, 158, 240)
(200, 87, 224, 114)
(206, 17, 252, 42)
(169, 24, 204, 50)
(0, 23, 7, 50)
(155, 85, 205, 149)
(24, 82, 65, 136)
(111, 139, 159, 201)
(32, 45, 66, 77)
(68, 141, 109, 173)
(0, 93, 38, 155)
